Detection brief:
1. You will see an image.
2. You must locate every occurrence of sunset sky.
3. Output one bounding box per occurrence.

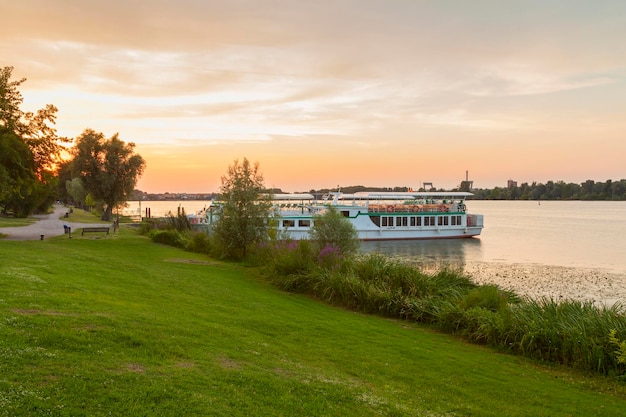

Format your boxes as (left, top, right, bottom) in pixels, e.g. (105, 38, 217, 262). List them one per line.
(3, 0, 625, 193)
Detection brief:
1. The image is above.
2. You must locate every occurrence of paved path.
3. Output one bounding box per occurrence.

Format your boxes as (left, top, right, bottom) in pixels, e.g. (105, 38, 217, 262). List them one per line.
(0, 205, 113, 240)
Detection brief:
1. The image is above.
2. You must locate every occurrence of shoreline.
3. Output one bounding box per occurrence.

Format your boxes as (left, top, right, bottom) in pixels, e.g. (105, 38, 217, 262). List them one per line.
(463, 261, 626, 307)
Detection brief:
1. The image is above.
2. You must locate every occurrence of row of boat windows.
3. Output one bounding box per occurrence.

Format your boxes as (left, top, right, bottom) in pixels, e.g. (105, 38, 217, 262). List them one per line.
(280, 215, 464, 229)
(371, 215, 463, 227)
(282, 219, 310, 228)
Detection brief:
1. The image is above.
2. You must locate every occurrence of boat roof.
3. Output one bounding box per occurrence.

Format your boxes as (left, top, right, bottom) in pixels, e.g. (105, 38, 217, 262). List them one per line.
(266, 193, 315, 200)
(342, 191, 474, 200)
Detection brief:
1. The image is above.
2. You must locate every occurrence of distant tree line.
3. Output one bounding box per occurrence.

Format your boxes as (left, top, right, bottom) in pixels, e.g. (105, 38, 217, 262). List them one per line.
(469, 179, 626, 201)
(304, 180, 626, 201)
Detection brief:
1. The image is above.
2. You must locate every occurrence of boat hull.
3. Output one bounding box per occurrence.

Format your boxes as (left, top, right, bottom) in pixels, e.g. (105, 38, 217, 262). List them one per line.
(278, 212, 483, 241)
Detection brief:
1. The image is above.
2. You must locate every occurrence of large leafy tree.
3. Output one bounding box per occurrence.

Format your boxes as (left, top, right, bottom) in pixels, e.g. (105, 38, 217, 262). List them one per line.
(0, 127, 38, 216)
(0, 66, 69, 215)
(213, 158, 273, 260)
(70, 129, 145, 221)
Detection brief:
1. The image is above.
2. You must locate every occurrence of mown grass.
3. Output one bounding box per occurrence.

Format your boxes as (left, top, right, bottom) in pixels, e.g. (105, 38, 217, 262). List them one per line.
(1, 228, 626, 416)
(0, 217, 37, 228)
(60, 207, 107, 223)
(261, 245, 626, 378)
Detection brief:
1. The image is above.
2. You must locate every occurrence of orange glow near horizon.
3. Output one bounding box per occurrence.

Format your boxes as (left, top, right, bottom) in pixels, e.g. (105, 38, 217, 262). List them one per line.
(4, 2, 626, 193)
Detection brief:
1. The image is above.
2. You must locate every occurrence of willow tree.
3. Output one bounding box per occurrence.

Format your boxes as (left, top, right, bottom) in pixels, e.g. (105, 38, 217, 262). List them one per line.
(70, 129, 145, 221)
(213, 158, 272, 260)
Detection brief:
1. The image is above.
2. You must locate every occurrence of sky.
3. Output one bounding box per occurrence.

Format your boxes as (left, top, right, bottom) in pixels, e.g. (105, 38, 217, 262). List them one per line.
(2, 0, 625, 193)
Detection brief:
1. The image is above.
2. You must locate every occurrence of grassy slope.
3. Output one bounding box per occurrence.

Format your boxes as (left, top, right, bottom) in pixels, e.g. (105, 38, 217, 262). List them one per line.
(0, 228, 625, 416)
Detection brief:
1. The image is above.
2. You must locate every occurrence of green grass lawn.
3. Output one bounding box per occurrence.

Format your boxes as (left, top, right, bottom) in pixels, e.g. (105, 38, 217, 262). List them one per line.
(1, 228, 625, 416)
(0, 217, 37, 228)
(61, 207, 109, 223)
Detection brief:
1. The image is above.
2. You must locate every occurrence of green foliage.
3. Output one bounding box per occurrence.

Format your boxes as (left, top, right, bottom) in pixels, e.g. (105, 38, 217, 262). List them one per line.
(165, 207, 191, 232)
(459, 284, 518, 312)
(309, 205, 359, 256)
(150, 229, 185, 248)
(1, 67, 67, 216)
(471, 179, 626, 200)
(185, 231, 212, 254)
(265, 240, 316, 278)
(609, 329, 626, 365)
(0, 127, 37, 216)
(68, 129, 145, 221)
(213, 158, 272, 260)
(65, 177, 86, 207)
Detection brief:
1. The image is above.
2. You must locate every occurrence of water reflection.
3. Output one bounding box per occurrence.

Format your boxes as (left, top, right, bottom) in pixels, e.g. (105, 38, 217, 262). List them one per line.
(359, 238, 483, 270)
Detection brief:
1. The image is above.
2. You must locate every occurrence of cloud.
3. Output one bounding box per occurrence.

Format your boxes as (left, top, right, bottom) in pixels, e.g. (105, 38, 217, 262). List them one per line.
(3, 0, 626, 178)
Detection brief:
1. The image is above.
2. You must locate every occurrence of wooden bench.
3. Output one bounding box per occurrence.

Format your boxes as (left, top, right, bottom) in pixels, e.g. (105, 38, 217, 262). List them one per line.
(81, 226, 110, 236)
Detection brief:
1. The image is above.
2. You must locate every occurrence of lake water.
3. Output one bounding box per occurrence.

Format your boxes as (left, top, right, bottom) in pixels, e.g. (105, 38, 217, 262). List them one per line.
(126, 200, 626, 274)
(362, 200, 626, 275)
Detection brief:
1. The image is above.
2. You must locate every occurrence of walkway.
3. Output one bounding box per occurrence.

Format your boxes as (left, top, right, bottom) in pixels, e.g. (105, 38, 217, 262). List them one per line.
(0, 205, 113, 240)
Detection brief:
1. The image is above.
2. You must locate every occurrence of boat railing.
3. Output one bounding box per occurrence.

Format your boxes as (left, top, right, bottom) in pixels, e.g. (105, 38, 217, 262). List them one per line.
(367, 203, 458, 214)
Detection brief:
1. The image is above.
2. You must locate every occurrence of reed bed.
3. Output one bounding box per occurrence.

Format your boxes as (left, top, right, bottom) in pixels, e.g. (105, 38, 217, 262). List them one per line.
(265, 247, 626, 377)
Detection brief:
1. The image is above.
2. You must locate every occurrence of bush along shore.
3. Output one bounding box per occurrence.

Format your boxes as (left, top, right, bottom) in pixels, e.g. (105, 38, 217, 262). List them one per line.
(143, 217, 626, 379)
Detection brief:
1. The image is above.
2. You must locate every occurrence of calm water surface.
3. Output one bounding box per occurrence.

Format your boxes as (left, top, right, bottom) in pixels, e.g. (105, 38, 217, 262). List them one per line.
(361, 200, 626, 274)
(127, 200, 626, 274)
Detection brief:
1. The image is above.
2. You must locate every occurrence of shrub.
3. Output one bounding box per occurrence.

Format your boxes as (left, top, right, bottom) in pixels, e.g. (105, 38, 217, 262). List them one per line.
(151, 230, 186, 248)
(138, 219, 158, 234)
(309, 206, 359, 256)
(166, 208, 191, 232)
(186, 231, 212, 254)
(317, 244, 342, 270)
(460, 285, 516, 313)
(269, 240, 315, 276)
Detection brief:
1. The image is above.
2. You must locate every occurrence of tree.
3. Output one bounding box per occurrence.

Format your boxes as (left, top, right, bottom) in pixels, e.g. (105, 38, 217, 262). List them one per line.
(1, 66, 69, 177)
(309, 205, 359, 256)
(70, 129, 145, 221)
(213, 158, 273, 260)
(1, 66, 70, 215)
(0, 127, 37, 216)
(66, 177, 87, 207)
(0, 66, 25, 133)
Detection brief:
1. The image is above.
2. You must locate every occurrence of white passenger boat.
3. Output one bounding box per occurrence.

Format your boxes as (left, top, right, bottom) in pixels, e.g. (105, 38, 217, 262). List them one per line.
(190, 191, 483, 241)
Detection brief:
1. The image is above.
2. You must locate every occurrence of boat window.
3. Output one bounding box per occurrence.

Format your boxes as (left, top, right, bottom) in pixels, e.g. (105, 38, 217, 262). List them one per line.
(411, 216, 422, 226)
(369, 215, 381, 227)
(298, 220, 310, 228)
(382, 217, 388, 227)
(282, 219, 295, 228)
(341, 210, 349, 218)
(451, 215, 462, 225)
(400, 217, 408, 227)
(424, 216, 436, 226)
(438, 216, 449, 226)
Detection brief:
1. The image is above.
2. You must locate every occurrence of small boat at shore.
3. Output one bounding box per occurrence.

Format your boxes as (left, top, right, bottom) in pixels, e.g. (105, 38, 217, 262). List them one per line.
(190, 191, 483, 241)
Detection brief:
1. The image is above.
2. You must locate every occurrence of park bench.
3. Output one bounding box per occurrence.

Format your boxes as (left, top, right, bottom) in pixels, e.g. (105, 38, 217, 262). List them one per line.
(81, 226, 110, 236)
